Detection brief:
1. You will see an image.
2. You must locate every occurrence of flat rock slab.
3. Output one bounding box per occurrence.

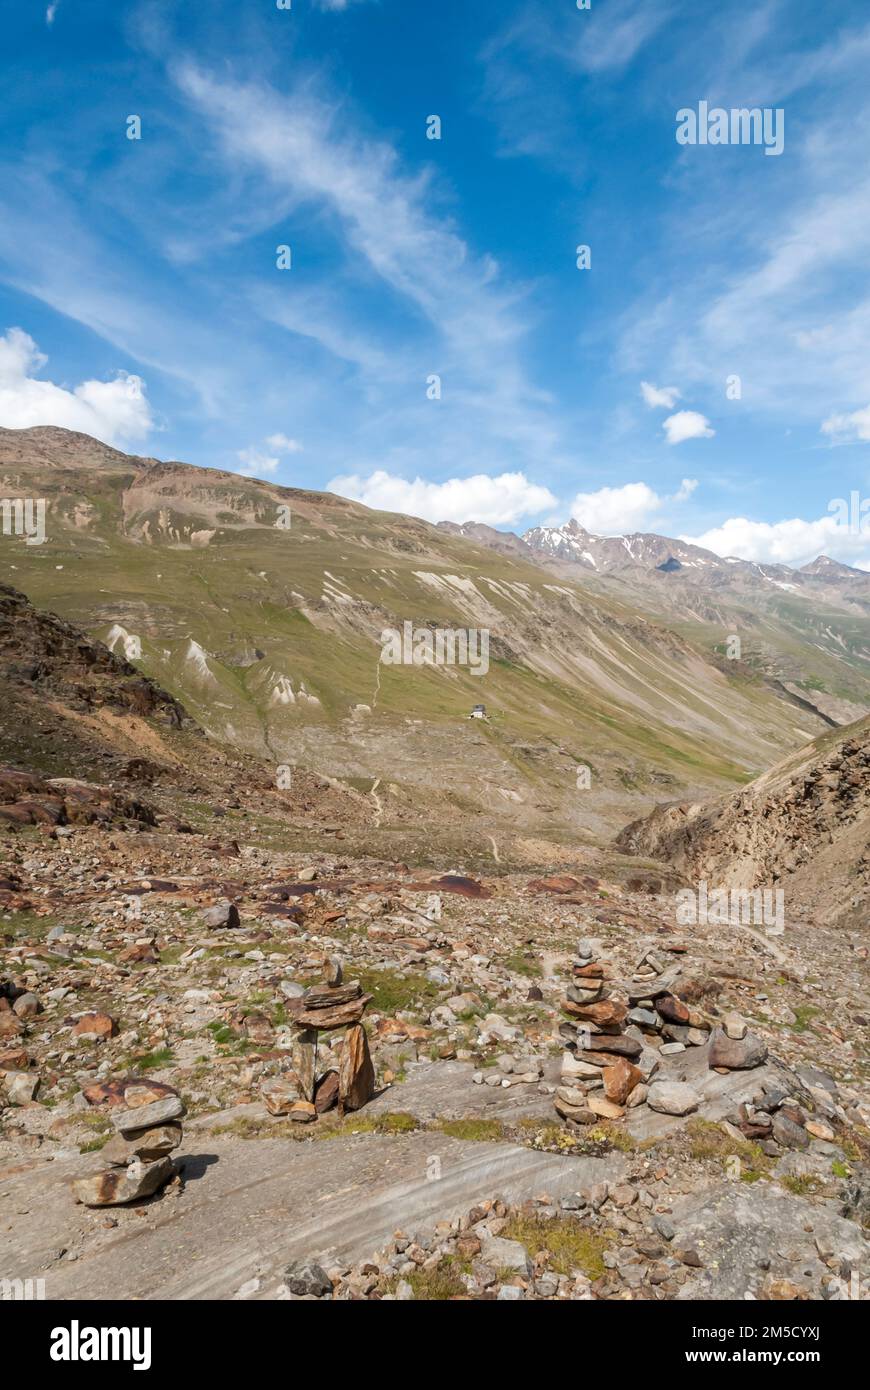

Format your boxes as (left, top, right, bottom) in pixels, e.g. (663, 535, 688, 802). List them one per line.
(366, 1059, 559, 1124)
(669, 1182, 868, 1300)
(0, 1131, 625, 1301)
(624, 1049, 790, 1141)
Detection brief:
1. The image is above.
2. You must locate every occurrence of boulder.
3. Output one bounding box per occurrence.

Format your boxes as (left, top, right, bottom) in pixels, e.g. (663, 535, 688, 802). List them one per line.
(261, 1077, 302, 1117)
(72, 1012, 118, 1042)
(72, 1156, 175, 1207)
(283, 1259, 332, 1297)
(202, 902, 240, 930)
(338, 1024, 375, 1113)
(112, 1095, 185, 1133)
(102, 1123, 183, 1166)
(602, 1058, 643, 1105)
(708, 1028, 768, 1070)
(647, 1081, 699, 1116)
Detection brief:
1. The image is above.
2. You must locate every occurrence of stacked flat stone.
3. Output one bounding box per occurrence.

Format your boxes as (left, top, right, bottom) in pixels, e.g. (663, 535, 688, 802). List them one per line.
(262, 956, 376, 1123)
(72, 1080, 185, 1207)
(554, 940, 648, 1124)
(626, 947, 712, 1054)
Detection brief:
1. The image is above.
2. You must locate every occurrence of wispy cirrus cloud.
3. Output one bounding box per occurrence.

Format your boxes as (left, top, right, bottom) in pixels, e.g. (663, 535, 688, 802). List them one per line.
(641, 381, 681, 409)
(172, 61, 558, 464)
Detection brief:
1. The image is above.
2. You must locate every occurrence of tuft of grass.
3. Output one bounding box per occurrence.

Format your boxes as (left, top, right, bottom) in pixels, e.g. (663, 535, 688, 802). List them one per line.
(313, 1110, 420, 1141)
(435, 1117, 508, 1143)
(502, 950, 542, 980)
(388, 1258, 469, 1300)
(501, 1213, 610, 1280)
(79, 1135, 110, 1154)
(792, 1005, 821, 1034)
(780, 1174, 824, 1197)
(128, 1047, 174, 1072)
(831, 1160, 851, 1179)
(357, 968, 440, 1016)
(518, 1117, 637, 1156)
(685, 1117, 771, 1181)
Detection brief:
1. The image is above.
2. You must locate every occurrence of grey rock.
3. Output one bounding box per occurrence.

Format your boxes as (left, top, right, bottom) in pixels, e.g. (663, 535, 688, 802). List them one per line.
(478, 1234, 531, 1275)
(708, 1028, 768, 1070)
(771, 1112, 809, 1150)
(202, 901, 241, 930)
(112, 1095, 185, 1133)
(627, 1008, 660, 1030)
(647, 1081, 699, 1116)
(283, 1259, 332, 1297)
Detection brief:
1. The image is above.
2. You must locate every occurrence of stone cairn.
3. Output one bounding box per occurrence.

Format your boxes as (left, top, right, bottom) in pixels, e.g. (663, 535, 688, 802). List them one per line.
(262, 957, 376, 1124)
(555, 940, 772, 1124)
(72, 1079, 185, 1207)
(555, 939, 648, 1124)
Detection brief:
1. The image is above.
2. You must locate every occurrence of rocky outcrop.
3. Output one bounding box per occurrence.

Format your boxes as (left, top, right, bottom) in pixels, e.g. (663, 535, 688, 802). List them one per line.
(0, 584, 187, 728)
(615, 717, 870, 926)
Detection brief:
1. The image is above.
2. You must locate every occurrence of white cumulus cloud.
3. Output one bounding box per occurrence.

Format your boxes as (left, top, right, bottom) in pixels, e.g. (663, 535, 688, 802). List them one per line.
(569, 479, 696, 535)
(328, 469, 557, 526)
(0, 327, 154, 446)
(640, 380, 681, 409)
(662, 410, 715, 445)
(236, 433, 303, 477)
(821, 404, 870, 443)
(683, 511, 870, 570)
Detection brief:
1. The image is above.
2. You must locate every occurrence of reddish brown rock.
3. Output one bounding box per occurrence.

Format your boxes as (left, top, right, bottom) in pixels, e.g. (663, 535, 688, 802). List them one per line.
(82, 1077, 177, 1109)
(527, 875, 581, 894)
(0, 1048, 30, 1072)
(563, 999, 627, 1029)
(655, 994, 690, 1025)
(289, 1101, 317, 1123)
(602, 1057, 643, 1105)
(338, 1024, 375, 1113)
(72, 1012, 118, 1042)
(288, 995, 372, 1030)
(314, 1070, 340, 1114)
(0, 1010, 25, 1040)
(118, 942, 159, 964)
(261, 1076, 301, 1116)
(71, 1156, 174, 1207)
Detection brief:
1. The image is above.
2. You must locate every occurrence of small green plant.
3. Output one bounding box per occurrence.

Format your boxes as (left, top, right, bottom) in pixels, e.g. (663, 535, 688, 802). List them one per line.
(435, 1117, 507, 1143)
(501, 1213, 610, 1279)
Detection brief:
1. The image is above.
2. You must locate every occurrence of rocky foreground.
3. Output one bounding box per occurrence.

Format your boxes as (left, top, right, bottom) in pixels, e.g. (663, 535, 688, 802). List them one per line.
(1, 781, 868, 1300)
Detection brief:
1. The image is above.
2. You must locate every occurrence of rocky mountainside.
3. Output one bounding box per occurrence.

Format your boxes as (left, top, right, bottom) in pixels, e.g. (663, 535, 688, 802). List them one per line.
(615, 716, 870, 927)
(1, 456, 867, 1305)
(1, 425, 844, 856)
(442, 518, 870, 731)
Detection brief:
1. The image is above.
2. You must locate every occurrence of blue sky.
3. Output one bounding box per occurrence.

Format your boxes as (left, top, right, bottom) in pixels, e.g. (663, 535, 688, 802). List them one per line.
(2, 0, 870, 566)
